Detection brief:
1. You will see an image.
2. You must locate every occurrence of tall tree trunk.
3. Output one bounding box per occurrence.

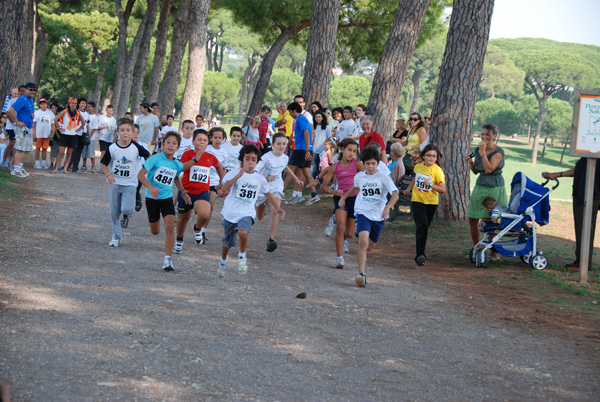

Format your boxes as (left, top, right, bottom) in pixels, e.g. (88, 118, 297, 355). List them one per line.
(206, 39, 213, 71)
(112, 0, 137, 113)
(541, 130, 550, 158)
(527, 124, 532, 144)
(559, 136, 569, 166)
(368, 0, 430, 139)
(157, 0, 192, 116)
(530, 98, 548, 164)
(33, 10, 48, 85)
(301, 0, 340, 110)
(146, 0, 172, 104)
(429, 0, 495, 221)
(246, 64, 261, 116)
(102, 86, 114, 113)
(217, 43, 224, 72)
(410, 69, 423, 114)
(93, 53, 109, 104)
(237, 57, 256, 124)
(181, 0, 210, 120)
(117, 0, 160, 117)
(243, 23, 308, 127)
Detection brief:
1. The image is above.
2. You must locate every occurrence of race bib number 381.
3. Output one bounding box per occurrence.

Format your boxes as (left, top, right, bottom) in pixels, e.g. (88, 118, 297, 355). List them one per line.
(153, 167, 177, 187)
(234, 179, 260, 203)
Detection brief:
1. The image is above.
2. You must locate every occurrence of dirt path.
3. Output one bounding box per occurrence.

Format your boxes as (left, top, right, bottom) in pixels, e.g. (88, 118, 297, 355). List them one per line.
(1, 168, 599, 401)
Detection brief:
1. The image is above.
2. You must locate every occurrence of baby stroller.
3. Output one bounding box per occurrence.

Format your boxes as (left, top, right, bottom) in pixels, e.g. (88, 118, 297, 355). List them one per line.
(470, 172, 559, 269)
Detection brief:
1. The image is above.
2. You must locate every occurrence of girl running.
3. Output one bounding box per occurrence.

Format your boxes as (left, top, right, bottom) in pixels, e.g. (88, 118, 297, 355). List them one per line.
(221, 126, 244, 172)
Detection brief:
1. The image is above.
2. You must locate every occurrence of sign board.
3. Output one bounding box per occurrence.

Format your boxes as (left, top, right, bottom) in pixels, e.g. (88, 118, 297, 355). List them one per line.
(571, 89, 600, 157)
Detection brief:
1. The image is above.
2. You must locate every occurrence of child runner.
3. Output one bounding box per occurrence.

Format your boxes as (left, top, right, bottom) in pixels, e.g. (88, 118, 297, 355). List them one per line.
(339, 147, 399, 287)
(221, 126, 243, 172)
(97, 104, 117, 168)
(100, 118, 150, 247)
(81, 101, 99, 172)
(174, 119, 195, 160)
(157, 115, 176, 154)
(321, 138, 364, 268)
(403, 144, 446, 267)
(216, 144, 285, 277)
(256, 133, 303, 252)
(174, 129, 226, 253)
(137, 132, 185, 271)
(201, 127, 229, 242)
(32, 98, 55, 169)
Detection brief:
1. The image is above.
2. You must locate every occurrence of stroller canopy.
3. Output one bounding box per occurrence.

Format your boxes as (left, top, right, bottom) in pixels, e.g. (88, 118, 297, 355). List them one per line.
(508, 172, 551, 225)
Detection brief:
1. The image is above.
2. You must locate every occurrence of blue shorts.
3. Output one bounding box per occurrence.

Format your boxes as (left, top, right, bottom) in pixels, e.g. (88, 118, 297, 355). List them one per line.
(333, 195, 356, 220)
(177, 190, 210, 213)
(356, 214, 385, 243)
(222, 217, 254, 248)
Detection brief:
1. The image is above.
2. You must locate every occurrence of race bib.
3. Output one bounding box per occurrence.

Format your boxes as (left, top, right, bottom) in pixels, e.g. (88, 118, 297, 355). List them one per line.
(190, 165, 210, 183)
(415, 173, 432, 192)
(234, 179, 260, 203)
(153, 167, 177, 187)
(40, 117, 50, 124)
(112, 159, 132, 177)
(360, 179, 382, 202)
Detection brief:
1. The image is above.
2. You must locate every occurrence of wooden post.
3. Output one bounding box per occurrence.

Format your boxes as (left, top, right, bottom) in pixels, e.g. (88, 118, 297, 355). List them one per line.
(579, 158, 596, 283)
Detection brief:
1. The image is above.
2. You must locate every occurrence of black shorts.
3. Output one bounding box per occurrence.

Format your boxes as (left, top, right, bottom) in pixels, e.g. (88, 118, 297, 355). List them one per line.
(290, 149, 312, 169)
(209, 185, 218, 193)
(146, 197, 176, 223)
(177, 190, 210, 214)
(59, 134, 78, 148)
(6, 129, 15, 141)
(99, 140, 112, 152)
(333, 195, 357, 220)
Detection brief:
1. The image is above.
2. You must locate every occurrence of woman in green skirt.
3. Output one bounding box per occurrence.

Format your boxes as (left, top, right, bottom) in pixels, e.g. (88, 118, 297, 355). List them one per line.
(466, 123, 507, 257)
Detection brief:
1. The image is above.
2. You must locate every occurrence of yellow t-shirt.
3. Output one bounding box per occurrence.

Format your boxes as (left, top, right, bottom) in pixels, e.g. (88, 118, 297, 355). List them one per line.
(276, 110, 293, 137)
(411, 162, 445, 205)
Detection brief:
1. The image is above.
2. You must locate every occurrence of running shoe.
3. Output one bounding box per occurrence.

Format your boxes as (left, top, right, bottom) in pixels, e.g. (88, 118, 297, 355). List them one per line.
(162, 256, 174, 272)
(21, 168, 30, 177)
(135, 193, 142, 212)
(237, 256, 248, 274)
(48, 163, 54, 170)
(343, 239, 349, 253)
(324, 216, 336, 237)
(90, 166, 96, 173)
(336, 256, 344, 269)
(34, 161, 41, 169)
(108, 238, 120, 247)
(266, 238, 278, 252)
(41, 162, 48, 169)
(81, 166, 87, 172)
(289, 194, 305, 204)
(173, 239, 184, 254)
(202, 232, 208, 244)
(284, 194, 300, 204)
(67, 167, 71, 172)
(218, 260, 228, 277)
(355, 273, 367, 287)
(120, 215, 129, 228)
(193, 226, 204, 245)
(11, 169, 27, 178)
(305, 195, 320, 205)
(416, 255, 426, 266)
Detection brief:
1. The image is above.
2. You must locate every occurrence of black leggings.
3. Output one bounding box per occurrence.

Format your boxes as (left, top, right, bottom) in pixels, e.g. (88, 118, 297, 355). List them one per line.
(69, 135, 84, 171)
(412, 201, 438, 259)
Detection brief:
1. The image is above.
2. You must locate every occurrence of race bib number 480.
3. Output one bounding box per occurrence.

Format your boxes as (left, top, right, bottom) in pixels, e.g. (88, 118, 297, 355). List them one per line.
(153, 167, 177, 186)
(190, 166, 210, 183)
(234, 179, 260, 203)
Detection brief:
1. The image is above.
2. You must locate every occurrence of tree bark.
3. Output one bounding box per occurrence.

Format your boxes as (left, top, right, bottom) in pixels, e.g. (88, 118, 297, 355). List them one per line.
(102, 86, 114, 112)
(157, 0, 192, 116)
(246, 63, 261, 116)
(93, 53, 109, 105)
(146, 0, 172, 104)
(301, 0, 340, 111)
(244, 24, 308, 127)
(117, 0, 160, 117)
(541, 130, 550, 158)
(429, 0, 495, 221)
(181, 0, 210, 120)
(237, 56, 257, 124)
(33, 3, 48, 85)
(410, 69, 423, 114)
(112, 0, 137, 114)
(368, 0, 430, 139)
(559, 136, 569, 166)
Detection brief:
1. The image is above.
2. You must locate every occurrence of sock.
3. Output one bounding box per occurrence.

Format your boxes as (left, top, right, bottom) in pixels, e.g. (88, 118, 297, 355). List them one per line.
(311, 192, 317, 197)
(293, 191, 301, 197)
(200, 227, 206, 233)
(220, 257, 228, 264)
(238, 251, 246, 259)
(19, 163, 23, 168)
(164, 255, 171, 261)
(176, 236, 184, 242)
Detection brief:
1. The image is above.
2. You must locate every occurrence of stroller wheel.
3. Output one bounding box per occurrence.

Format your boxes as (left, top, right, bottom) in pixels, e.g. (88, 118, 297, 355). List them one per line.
(520, 253, 531, 265)
(475, 250, 489, 268)
(469, 248, 476, 264)
(529, 253, 548, 270)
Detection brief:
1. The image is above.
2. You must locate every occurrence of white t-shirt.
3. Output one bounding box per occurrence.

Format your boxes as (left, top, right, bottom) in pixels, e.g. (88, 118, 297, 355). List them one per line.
(313, 125, 332, 154)
(256, 151, 288, 195)
(33, 109, 55, 139)
(102, 142, 147, 187)
(378, 160, 390, 176)
(302, 110, 313, 125)
(353, 170, 398, 222)
(174, 136, 194, 160)
(206, 144, 227, 185)
(158, 125, 176, 146)
(336, 119, 356, 142)
(88, 114, 99, 139)
(220, 169, 268, 223)
(221, 141, 243, 171)
(5, 98, 18, 130)
(243, 126, 259, 143)
(78, 110, 89, 135)
(97, 115, 117, 143)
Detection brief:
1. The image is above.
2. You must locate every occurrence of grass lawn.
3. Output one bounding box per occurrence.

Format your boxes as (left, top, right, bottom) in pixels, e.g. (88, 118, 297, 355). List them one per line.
(0, 171, 20, 200)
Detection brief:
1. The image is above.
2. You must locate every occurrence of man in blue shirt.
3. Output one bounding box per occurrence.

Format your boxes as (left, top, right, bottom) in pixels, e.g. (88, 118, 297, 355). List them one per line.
(286, 101, 317, 204)
(6, 82, 36, 177)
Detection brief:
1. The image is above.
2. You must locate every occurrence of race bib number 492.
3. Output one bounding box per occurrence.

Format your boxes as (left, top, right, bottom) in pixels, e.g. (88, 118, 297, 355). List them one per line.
(190, 166, 210, 183)
(234, 179, 260, 203)
(153, 167, 177, 187)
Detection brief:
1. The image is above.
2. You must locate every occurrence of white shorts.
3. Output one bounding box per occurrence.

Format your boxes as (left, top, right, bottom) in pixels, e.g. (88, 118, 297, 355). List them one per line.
(256, 191, 284, 207)
(14, 125, 33, 152)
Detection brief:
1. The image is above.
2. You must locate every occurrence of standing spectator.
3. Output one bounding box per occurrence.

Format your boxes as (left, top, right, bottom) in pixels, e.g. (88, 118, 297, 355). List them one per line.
(135, 102, 160, 152)
(69, 97, 88, 173)
(386, 119, 408, 155)
(358, 116, 386, 162)
(97, 104, 117, 164)
(336, 106, 357, 144)
(195, 114, 205, 131)
(405, 112, 428, 162)
(6, 82, 37, 177)
(543, 160, 600, 270)
(151, 103, 160, 118)
(53, 97, 83, 174)
(1, 86, 25, 167)
(310, 101, 323, 115)
(257, 105, 272, 153)
(354, 104, 367, 138)
(160, 115, 167, 128)
(32, 98, 55, 169)
(81, 101, 99, 172)
(274, 102, 292, 138)
(331, 107, 343, 130)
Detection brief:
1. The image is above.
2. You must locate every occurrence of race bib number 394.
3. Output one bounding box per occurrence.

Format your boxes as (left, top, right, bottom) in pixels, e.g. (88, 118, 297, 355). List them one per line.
(153, 167, 177, 187)
(190, 165, 210, 183)
(360, 180, 382, 202)
(234, 179, 260, 203)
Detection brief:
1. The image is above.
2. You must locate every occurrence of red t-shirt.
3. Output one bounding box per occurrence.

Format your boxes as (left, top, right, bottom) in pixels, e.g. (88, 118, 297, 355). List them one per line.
(359, 130, 385, 151)
(258, 117, 270, 144)
(180, 149, 219, 194)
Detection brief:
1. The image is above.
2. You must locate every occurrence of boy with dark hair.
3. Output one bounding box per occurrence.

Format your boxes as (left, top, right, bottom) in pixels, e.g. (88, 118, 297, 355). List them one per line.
(82, 101, 99, 172)
(285, 101, 315, 204)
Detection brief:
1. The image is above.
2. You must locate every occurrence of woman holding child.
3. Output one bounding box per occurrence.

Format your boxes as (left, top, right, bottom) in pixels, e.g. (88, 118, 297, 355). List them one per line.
(465, 123, 507, 253)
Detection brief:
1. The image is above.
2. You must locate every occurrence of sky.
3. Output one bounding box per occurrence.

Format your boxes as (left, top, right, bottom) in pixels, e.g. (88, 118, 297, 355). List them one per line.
(488, 0, 600, 47)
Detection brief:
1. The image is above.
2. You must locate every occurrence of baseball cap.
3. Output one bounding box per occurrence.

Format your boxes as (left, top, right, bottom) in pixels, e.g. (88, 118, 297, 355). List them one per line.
(24, 82, 37, 90)
(39, 98, 47, 104)
(140, 102, 151, 109)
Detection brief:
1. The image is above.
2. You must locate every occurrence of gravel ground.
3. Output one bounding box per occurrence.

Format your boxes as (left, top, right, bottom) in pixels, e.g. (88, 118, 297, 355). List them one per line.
(0, 167, 599, 401)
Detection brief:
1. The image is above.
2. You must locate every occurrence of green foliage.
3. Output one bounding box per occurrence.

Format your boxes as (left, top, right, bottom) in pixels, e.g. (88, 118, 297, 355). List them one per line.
(542, 98, 573, 141)
(202, 71, 241, 114)
(39, 0, 116, 16)
(480, 44, 524, 99)
(514, 94, 539, 126)
(474, 98, 520, 134)
(328, 75, 371, 109)
(265, 69, 303, 107)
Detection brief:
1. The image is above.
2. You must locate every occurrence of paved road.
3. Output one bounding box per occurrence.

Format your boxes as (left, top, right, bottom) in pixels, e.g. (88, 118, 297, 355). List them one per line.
(0, 169, 598, 401)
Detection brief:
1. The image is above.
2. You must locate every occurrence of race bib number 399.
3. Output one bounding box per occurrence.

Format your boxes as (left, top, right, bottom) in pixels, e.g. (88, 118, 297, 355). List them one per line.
(234, 179, 260, 203)
(415, 173, 432, 192)
(153, 167, 177, 187)
(190, 166, 210, 183)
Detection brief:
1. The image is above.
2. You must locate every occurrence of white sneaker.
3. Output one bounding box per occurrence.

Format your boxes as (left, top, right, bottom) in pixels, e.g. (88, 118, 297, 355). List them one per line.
(34, 161, 41, 169)
(21, 168, 30, 177)
(305, 195, 320, 205)
(324, 216, 336, 237)
(343, 239, 349, 253)
(218, 260, 228, 277)
(41, 162, 48, 169)
(336, 256, 344, 269)
(173, 239, 184, 254)
(162, 256, 174, 272)
(289, 194, 305, 205)
(237, 256, 248, 274)
(285, 194, 299, 205)
(11, 168, 27, 178)
(108, 239, 120, 247)
(193, 227, 204, 245)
